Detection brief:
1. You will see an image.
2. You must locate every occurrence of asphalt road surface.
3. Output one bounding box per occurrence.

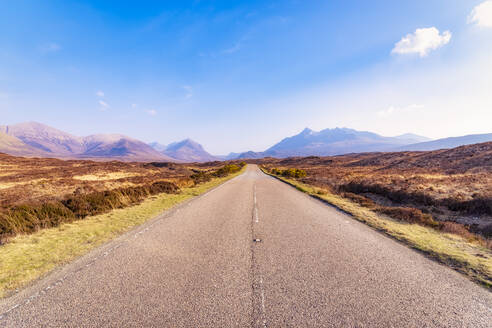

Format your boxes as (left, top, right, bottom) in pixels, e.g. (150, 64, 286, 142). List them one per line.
(1, 165, 491, 327)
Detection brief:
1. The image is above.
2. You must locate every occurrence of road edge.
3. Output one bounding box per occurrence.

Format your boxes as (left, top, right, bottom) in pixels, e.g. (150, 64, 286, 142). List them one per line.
(0, 166, 247, 305)
(259, 167, 492, 290)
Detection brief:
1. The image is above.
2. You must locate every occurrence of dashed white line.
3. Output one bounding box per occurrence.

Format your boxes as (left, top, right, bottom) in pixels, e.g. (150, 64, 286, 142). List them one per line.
(254, 185, 259, 223)
(252, 182, 267, 327)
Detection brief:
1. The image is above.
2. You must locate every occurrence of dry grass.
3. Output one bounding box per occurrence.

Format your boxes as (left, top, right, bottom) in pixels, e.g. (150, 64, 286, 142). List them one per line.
(257, 143, 492, 237)
(73, 172, 143, 181)
(0, 167, 245, 298)
(263, 169, 492, 288)
(0, 153, 230, 208)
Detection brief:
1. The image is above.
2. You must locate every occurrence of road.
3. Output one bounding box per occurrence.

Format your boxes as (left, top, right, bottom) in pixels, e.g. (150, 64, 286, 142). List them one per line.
(1, 165, 491, 327)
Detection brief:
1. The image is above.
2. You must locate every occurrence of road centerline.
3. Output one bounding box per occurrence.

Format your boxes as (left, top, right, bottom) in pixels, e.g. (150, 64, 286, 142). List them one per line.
(250, 181, 268, 327)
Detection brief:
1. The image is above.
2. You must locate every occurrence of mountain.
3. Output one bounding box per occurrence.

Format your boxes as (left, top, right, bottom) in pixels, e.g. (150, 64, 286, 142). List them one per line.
(0, 131, 49, 157)
(393, 133, 432, 143)
(151, 139, 219, 162)
(82, 134, 174, 161)
(148, 142, 167, 153)
(0, 122, 174, 162)
(217, 152, 242, 160)
(0, 121, 84, 155)
(236, 151, 265, 159)
(397, 133, 492, 151)
(236, 127, 430, 159)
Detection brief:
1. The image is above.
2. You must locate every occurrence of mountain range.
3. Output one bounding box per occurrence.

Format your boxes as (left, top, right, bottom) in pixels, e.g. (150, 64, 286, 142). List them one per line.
(396, 133, 492, 152)
(1, 122, 492, 162)
(0, 122, 173, 162)
(233, 127, 492, 159)
(149, 139, 219, 162)
(234, 128, 431, 159)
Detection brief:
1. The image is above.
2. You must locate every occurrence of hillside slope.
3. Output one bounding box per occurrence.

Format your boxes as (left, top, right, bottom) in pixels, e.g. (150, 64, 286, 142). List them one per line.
(398, 133, 492, 151)
(150, 139, 219, 162)
(0, 122, 174, 162)
(236, 127, 430, 159)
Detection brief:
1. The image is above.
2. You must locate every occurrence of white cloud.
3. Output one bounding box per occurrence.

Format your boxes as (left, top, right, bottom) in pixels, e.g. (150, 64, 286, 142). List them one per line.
(40, 42, 61, 53)
(377, 104, 424, 117)
(96, 91, 105, 97)
(131, 103, 138, 109)
(98, 100, 110, 110)
(146, 109, 157, 116)
(223, 43, 241, 54)
(468, 1, 492, 27)
(392, 27, 451, 57)
(183, 85, 193, 99)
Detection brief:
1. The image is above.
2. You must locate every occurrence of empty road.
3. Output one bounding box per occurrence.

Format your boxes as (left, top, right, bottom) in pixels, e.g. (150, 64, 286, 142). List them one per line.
(1, 165, 491, 327)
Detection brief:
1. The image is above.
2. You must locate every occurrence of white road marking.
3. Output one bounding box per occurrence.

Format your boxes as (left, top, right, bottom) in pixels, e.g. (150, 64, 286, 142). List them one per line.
(254, 184, 259, 223)
(252, 182, 266, 327)
(260, 284, 267, 326)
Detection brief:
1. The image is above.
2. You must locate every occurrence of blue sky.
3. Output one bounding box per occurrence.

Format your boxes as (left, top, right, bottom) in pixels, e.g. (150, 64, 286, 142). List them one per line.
(1, 1, 491, 154)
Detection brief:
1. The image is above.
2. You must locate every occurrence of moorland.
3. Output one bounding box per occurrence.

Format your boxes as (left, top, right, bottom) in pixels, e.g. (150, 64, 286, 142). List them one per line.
(0, 152, 244, 244)
(259, 142, 492, 247)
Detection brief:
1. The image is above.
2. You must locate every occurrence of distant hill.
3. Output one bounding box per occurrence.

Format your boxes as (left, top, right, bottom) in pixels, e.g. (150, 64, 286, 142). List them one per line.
(0, 122, 174, 162)
(236, 151, 265, 159)
(217, 152, 243, 160)
(81, 134, 173, 161)
(150, 139, 219, 162)
(235, 127, 430, 159)
(0, 131, 48, 157)
(148, 142, 167, 153)
(0, 121, 85, 155)
(268, 142, 492, 173)
(397, 133, 492, 151)
(393, 133, 432, 143)
(337, 142, 492, 173)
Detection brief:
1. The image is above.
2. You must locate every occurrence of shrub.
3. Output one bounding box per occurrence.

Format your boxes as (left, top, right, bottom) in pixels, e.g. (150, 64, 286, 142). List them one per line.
(442, 197, 492, 216)
(213, 164, 241, 177)
(375, 206, 438, 227)
(190, 171, 212, 184)
(477, 223, 492, 238)
(0, 202, 76, 244)
(0, 181, 180, 244)
(270, 167, 307, 179)
(340, 182, 492, 216)
(438, 222, 477, 241)
(341, 192, 377, 209)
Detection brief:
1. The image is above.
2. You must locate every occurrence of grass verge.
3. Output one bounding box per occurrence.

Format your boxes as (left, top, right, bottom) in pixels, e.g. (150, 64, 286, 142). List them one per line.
(0, 168, 244, 298)
(261, 168, 492, 288)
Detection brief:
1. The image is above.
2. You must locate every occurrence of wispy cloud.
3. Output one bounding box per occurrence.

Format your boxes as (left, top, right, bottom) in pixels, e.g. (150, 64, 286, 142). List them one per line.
(146, 109, 157, 116)
(96, 91, 105, 97)
(39, 42, 61, 54)
(223, 43, 241, 54)
(468, 1, 492, 27)
(183, 85, 193, 99)
(392, 27, 451, 57)
(377, 104, 424, 117)
(98, 100, 110, 111)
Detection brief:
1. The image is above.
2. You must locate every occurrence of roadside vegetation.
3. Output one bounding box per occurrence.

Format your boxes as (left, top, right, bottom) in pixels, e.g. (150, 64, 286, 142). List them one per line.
(0, 153, 245, 244)
(0, 154, 245, 297)
(260, 142, 492, 287)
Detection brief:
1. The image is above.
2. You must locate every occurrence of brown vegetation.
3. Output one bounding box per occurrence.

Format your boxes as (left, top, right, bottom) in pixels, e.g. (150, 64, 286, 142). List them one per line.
(0, 153, 245, 244)
(260, 142, 492, 247)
